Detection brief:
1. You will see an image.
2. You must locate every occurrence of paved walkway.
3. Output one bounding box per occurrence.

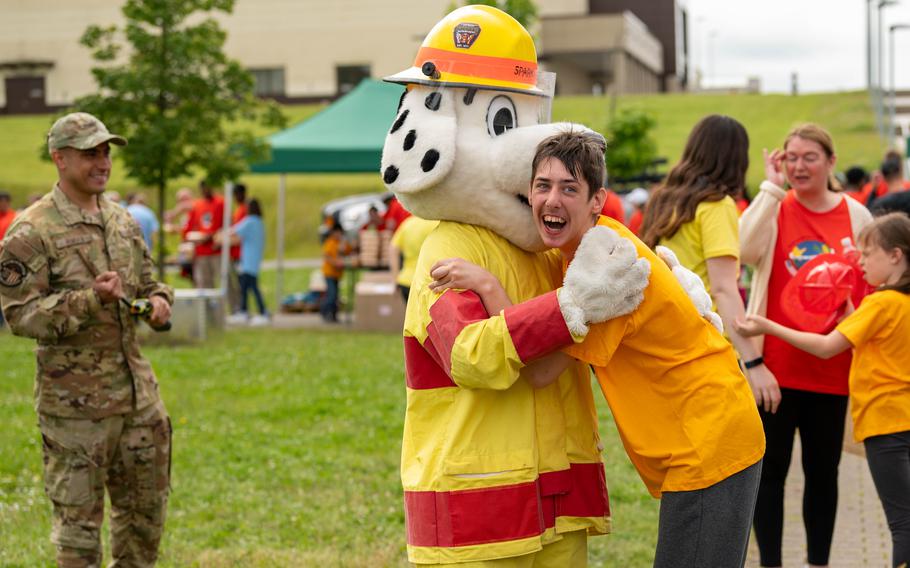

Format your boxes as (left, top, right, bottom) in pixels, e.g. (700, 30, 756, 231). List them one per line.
(225, 311, 360, 331)
(745, 440, 891, 567)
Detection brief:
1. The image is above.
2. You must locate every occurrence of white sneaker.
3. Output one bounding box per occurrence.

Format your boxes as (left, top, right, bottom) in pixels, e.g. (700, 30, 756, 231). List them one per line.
(249, 314, 270, 327)
(226, 312, 248, 325)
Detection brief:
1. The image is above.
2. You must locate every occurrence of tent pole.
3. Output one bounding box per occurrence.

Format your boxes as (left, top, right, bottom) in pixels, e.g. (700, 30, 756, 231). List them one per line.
(276, 174, 286, 313)
(221, 181, 234, 320)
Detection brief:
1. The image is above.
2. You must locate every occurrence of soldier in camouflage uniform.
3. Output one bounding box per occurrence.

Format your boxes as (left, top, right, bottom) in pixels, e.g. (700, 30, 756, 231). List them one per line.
(0, 112, 173, 567)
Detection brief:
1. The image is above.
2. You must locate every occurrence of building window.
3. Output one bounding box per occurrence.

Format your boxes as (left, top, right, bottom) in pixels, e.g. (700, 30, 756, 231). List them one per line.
(250, 67, 285, 97)
(336, 65, 371, 95)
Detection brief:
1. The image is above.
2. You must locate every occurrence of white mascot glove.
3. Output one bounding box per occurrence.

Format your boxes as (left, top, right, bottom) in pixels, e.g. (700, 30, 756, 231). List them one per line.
(655, 245, 724, 333)
(558, 226, 651, 336)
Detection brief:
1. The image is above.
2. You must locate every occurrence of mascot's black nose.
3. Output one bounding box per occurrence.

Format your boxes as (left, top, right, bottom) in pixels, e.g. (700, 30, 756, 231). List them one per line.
(384, 165, 400, 184)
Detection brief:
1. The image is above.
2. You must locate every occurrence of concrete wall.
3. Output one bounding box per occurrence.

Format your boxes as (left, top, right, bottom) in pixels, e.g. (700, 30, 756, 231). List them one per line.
(0, 0, 122, 108)
(589, 0, 687, 89)
(0, 0, 644, 110)
(539, 11, 662, 95)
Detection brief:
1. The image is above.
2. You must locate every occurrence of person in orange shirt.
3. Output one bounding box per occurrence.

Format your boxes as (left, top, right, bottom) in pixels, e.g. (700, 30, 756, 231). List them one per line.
(599, 188, 625, 224)
(226, 183, 247, 316)
(431, 132, 765, 568)
(859, 151, 910, 207)
(382, 195, 411, 231)
(0, 191, 13, 328)
(0, 191, 15, 239)
(230, 183, 248, 259)
(182, 179, 225, 289)
(736, 213, 910, 568)
(320, 224, 346, 323)
(624, 187, 649, 235)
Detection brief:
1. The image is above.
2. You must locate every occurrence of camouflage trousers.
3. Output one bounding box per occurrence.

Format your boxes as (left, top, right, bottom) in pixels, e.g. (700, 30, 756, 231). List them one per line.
(39, 401, 171, 568)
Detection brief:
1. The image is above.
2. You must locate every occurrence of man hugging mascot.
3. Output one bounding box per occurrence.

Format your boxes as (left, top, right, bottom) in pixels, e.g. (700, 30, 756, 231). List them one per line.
(381, 5, 655, 565)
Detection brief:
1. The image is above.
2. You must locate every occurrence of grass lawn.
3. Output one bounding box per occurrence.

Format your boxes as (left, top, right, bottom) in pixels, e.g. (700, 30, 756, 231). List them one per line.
(0, 328, 658, 567)
(0, 90, 882, 259)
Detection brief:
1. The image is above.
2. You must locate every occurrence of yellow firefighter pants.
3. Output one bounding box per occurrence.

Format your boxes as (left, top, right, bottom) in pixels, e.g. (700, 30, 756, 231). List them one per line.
(417, 529, 587, 568)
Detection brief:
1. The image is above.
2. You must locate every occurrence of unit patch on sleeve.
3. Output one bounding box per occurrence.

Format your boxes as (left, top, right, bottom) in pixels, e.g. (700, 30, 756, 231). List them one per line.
(0, 259, 27, 287)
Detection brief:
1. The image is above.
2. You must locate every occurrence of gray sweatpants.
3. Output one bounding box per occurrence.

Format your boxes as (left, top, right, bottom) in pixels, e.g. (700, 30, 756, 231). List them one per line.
(653, 459, 762, 568)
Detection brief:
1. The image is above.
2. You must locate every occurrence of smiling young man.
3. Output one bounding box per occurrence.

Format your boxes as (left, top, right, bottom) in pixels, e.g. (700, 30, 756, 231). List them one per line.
(431, 131, 766, 567)
(0, 112, 173, 567)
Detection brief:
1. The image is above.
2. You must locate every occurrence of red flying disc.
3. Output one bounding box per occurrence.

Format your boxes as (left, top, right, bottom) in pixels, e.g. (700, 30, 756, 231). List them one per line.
(781, 253, 857, 333)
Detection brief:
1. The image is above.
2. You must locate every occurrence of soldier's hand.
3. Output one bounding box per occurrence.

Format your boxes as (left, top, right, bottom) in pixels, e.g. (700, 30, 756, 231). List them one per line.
(148, 295, 171, 326)
(93, 272, 123, 304)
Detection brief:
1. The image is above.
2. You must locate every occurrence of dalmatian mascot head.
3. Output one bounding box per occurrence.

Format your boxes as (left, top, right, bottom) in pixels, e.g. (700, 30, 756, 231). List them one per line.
(381, 4, 596, 252)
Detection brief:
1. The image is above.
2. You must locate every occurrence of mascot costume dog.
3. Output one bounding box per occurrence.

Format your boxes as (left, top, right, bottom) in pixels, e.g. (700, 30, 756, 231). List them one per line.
(380, 6, 653, 565)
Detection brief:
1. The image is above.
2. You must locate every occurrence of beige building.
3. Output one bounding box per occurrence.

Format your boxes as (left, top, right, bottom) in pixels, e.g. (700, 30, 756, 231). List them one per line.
(0, 0, 684, 114)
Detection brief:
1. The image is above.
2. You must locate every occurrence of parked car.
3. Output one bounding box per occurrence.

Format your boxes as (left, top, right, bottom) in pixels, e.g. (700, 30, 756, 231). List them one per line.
(319, 191, 392, 239)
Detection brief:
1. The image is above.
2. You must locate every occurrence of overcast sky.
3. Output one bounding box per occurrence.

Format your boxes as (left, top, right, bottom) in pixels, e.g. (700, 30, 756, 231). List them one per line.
(684, 0, 910, 93)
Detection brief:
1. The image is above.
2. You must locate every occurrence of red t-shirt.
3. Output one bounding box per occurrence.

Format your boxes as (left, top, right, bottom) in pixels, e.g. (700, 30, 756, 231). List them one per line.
(0, 209, 16, 239)
(627, 209, 643, 235)
(182, 195, 225, 257)
(600, 190, 625, 224)
(230, 202, 247, 260)
(735, 198, 749, 215)
(859, 179, 910, 204)
(765, 192, 857, 395)
(383, 197, 411, 231)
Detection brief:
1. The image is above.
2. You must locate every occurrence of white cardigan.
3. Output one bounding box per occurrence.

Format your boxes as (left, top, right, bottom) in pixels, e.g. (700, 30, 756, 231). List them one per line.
(739, 180, 873, 349)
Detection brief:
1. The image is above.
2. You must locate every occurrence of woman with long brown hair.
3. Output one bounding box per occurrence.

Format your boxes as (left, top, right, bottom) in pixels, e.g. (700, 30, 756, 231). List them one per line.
(640, 114, 781, 413)
(740, 123, 872, 567)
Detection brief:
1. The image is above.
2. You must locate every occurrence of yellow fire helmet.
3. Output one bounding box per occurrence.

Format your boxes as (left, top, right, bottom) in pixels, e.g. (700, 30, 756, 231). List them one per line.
(384, 4, 543, 96)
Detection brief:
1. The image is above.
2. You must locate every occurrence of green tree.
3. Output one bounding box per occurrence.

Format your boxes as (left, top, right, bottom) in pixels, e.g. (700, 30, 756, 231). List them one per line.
(448, 0, 538, 28)
(75, 0, 285, 278)
(605, 109, 658, 184)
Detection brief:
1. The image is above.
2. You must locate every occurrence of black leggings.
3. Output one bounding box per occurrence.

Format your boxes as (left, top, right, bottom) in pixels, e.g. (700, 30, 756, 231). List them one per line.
(864, 430, 910, 568)
(753, 388, 848, 567)
(238, 272, 267, 315)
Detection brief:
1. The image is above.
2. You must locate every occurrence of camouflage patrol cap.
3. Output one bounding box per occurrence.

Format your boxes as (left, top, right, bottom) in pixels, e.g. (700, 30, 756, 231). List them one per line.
(47, 112, 127, 154)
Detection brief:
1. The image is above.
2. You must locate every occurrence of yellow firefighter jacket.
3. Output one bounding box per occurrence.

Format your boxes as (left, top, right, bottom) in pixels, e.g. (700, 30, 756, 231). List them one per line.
(401, 221, 610, 564)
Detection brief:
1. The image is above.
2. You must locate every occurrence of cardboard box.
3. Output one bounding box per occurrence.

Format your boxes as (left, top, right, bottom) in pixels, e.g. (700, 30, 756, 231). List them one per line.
(353, 271, 405, 332)
(358, 229, 393, 269)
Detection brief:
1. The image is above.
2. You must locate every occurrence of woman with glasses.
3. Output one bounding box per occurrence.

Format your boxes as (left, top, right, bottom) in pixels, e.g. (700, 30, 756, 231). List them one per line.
(740, 124, 872, 568)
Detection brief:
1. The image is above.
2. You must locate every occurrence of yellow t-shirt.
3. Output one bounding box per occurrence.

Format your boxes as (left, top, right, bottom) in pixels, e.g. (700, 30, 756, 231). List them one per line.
(836, 290, 910, 442)
(391, 216, 439, 288)
(565, 216, 765, 498)
(322, 236, 343, 280)
(658, 196, 740, 301)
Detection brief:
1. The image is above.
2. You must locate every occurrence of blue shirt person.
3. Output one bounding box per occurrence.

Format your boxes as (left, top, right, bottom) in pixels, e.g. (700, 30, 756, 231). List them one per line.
(230, 199, 268, 322)
(233, 214, 264, 276)
(126, 193, 159, 249)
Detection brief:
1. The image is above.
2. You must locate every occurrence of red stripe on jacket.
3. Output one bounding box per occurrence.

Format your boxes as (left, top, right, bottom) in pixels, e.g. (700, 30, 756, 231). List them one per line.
(426, 290, 489, 376)
(404, 462, 609, 548)
(404, 336, 456, 390)
(503, 290, 573, 363)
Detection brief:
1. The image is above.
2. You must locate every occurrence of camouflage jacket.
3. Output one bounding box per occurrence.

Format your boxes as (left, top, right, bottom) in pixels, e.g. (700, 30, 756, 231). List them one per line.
(0, 185, 174, 419)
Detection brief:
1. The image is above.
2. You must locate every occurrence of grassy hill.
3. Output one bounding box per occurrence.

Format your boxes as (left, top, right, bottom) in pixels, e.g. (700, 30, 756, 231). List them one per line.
(0, 90, 883, 258)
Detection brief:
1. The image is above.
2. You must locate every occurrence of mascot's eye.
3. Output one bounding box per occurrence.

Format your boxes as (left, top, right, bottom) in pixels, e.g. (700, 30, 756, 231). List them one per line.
(486, 95, 517, 137)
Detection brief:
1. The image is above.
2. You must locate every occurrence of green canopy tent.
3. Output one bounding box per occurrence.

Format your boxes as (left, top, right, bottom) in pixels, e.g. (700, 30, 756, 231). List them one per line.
(247, 78, 404, 306)
(251, 78, 404, 173)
